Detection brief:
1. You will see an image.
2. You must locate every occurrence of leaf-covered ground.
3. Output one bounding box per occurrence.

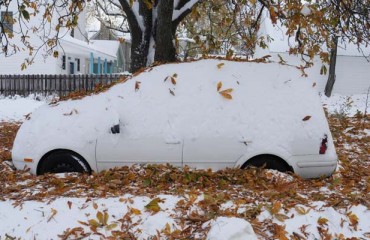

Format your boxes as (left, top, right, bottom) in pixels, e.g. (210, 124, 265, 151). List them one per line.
(0, 115, 369, 239)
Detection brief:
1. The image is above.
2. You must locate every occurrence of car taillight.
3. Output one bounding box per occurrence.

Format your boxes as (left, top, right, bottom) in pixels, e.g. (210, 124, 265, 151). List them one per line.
(319, 134, 328, 154)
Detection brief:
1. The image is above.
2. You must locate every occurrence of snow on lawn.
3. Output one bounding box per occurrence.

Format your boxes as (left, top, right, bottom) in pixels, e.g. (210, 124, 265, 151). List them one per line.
(0, 95, 46, 122)
(321, 93, 370, 117)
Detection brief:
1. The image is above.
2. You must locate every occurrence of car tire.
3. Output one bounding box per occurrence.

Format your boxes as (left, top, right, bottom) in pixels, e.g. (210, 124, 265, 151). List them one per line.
(38, 150, 91, 175)
(242, 155, 292, 173)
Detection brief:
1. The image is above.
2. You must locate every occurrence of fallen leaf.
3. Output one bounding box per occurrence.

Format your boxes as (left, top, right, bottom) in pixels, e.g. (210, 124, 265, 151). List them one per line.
(135, 81, 141, 91)
(219, 92, 232, 100)
(219, 88, 233, 94)
(217, 81, 222, 92)
(217, 63, 225, 69)
(67, 201, 72, 209)
(169, 89, 175, 96)
(317, 217, 329, 226)
(302, 116, 312, 121)
(47, 208, 58, 222)
(131, 208, 142, 215)
(145, 198, 162, 213)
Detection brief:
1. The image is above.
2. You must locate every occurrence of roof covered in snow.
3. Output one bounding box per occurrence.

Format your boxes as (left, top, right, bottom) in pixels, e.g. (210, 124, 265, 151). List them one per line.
(59, 34, 117, 60)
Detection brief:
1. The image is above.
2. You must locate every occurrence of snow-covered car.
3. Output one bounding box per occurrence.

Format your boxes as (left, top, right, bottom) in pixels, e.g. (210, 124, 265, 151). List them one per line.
(12, 59, 337, 178)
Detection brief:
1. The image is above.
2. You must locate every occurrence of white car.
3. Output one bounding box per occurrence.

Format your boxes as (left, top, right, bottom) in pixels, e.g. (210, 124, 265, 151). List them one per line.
(12, 60, 337, 178)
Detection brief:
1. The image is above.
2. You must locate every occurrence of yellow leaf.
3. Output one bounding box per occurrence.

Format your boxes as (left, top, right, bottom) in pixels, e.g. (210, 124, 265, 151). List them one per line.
(103, 211, 109, 225)
(88, 219, 99, 227)
(217, 81, 222, 92)
(217, 63, 225, 69)
(93, 202, 98, 210)
(97, 211, 104, 225)
(271, 201, 282, 215)
(171, 77, 176, 85)
(220, 92, 232, 100)
(47, 208, 57, 222)
(295, 206, 309, 215)
(347, 212, 359, 230)
(145, 198, 162, 213)
(131, 208, 142, 215)
(275, 213, 289, 222)
(163, 223, 171, 236)
(106, 223, 117, 231)
(219, 88, 233, 94)
(318, 217, 329, 226)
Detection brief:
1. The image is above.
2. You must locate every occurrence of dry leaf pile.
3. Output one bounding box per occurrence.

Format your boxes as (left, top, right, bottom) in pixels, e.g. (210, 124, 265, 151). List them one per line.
(0, 115, 369, 239)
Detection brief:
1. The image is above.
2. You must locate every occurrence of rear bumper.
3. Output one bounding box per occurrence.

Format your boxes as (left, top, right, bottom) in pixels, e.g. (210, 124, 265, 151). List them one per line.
(291, 155, 337, 179)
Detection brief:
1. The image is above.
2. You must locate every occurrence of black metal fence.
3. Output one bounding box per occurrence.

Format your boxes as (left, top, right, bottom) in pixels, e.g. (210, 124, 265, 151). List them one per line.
(0, 74, 127, 97)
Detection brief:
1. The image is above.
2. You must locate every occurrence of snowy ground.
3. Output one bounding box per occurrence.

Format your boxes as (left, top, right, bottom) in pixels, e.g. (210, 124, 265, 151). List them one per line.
(0, 90, 369, 239)
(0, 95, 46, 122)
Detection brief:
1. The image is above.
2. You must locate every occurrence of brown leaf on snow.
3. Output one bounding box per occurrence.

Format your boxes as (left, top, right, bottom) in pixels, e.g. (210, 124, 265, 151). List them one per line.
(47, 208, 58, 222)
(317, 217, 329, 226)
(67, 201, 72, 209)
(145, 198, 163, 213)
(219, 92, 232, 100)
(135, 81, 141, 92)
(217, 63, 225, 69)
(302, 116, 312, 121)
(217, 81, 222, 92)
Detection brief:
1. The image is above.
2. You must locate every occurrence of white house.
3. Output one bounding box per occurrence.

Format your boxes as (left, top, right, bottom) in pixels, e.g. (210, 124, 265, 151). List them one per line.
(0, 1, 117, 75)
(256, 17, 370, 95)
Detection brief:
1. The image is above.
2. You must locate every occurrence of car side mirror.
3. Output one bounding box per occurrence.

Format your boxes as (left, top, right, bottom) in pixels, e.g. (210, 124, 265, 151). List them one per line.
(111, 124, 120, 134)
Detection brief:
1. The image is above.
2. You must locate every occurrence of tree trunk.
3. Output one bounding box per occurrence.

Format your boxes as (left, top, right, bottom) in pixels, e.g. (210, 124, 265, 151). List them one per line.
(324, 36, 338, 97)
(155, 0, 176, 63)
(120, 0, 199, 73)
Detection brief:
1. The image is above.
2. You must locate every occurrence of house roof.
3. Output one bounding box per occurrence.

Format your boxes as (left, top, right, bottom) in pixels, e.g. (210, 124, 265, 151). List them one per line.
(90, 40, 120, 57)
(59, 34, 117, 61)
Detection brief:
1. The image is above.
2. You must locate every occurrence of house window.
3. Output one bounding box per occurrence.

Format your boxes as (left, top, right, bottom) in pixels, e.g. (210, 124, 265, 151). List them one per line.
(62, 55, 66, 70)
(76, 58, 80, 71)
(1, 11, 13, 33)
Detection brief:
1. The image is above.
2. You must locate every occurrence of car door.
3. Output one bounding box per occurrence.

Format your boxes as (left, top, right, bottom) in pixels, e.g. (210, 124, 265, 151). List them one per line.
(95, 122, 183, 171)
(183, 137, 247, 170)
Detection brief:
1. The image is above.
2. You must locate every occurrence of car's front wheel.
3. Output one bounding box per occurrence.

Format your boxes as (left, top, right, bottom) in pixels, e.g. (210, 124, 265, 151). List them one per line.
(38, 150, 91, 175)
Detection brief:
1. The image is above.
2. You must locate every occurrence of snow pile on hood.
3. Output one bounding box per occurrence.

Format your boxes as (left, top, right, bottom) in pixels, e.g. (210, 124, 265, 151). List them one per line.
(206, 217, 258, 240)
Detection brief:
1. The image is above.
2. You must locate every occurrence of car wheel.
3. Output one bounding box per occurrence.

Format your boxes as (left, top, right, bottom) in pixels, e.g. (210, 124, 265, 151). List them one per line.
(242, 155, 292, 173)
(38, 150, 91, 175)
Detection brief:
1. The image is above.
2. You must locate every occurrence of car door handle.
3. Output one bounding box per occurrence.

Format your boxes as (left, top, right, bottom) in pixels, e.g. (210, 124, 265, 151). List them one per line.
(239, 140, 252, 146)
(165, 140, 181, 144)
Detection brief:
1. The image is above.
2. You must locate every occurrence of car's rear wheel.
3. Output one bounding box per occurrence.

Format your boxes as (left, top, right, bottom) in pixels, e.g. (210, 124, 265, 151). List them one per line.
(38, 150, 91, 175)
(242, 154, 292, 173)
